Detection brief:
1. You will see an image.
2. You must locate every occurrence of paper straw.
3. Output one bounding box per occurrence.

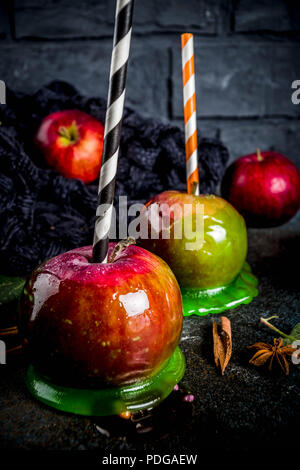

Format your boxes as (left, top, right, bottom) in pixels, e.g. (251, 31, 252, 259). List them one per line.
(92, 0, 134, 263)
(181, 33, 200, 196)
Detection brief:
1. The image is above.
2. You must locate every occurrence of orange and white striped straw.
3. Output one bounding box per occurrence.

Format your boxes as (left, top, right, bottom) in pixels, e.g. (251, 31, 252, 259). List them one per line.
(181, 33, 199, 195)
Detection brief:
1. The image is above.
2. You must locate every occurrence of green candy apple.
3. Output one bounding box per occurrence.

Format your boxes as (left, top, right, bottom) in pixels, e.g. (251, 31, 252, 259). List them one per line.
(138, 191, 248, 290)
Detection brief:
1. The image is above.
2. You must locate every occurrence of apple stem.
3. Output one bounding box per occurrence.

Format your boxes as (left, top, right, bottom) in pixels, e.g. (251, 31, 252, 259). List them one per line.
(256, 148, 263, 162)
(58, 126, 68, 138)
(58, 121, 79, 143)
(108, 237, 136, 263)
(260, 316, 297, 342)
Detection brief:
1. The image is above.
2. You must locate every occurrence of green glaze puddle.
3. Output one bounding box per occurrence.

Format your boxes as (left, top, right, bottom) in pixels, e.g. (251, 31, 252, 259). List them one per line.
(26, 347, 186, 416)
(181, 262, 258, 316)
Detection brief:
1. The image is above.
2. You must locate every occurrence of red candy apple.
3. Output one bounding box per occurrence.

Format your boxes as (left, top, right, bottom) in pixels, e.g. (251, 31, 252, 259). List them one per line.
(35, 110, 104, 183)
(20, 244, 183, 387)
(221, 150, 300, 228)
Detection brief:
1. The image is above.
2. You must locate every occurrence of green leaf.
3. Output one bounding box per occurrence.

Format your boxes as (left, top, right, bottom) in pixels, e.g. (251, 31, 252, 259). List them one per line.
(0, 275, 26, 306)
(289, 323, 300, 340)
(282, 323, 300, 345)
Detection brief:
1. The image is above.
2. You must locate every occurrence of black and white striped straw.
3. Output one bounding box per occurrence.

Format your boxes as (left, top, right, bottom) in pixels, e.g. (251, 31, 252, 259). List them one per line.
(92, 0, 134, 263)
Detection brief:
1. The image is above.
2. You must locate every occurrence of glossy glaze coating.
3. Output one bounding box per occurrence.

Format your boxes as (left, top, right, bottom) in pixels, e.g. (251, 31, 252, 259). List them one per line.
(20, 244, 183, 387)
(26, 347, 186, 416)
(181, 262, 258, 316)
(139, 191, 248, 289)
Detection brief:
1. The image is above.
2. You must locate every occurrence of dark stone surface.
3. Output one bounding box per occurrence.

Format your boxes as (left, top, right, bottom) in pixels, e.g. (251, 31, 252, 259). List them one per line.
(0, 42, 169, 119)
(14, 0, 112, 39)
(174, 119, 300, 166)
(3, 37, 300, 123)
(234, 0, 299, 32)
(0, 42, 112, 97)
(172, 42, 300, 118)
(14, 0, 219, 38)
(0, 1, 11, 39)
(1, 213, 299, 452)
(218, 119, 300, 165)
(151, 0, 218, 33)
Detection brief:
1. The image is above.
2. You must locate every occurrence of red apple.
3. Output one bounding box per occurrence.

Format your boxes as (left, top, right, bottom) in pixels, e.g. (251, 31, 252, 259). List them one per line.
(35, 110, 104, 183)
(20, 244, 183, 387)
(221, 150, 300, 228)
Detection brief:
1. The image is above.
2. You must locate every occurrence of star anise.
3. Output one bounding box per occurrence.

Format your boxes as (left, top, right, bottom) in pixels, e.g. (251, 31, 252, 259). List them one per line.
(248, 338, 296, 375)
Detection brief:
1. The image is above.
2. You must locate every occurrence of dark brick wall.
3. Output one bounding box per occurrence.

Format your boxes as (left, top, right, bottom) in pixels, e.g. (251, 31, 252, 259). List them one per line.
(0, 0, 300, 165)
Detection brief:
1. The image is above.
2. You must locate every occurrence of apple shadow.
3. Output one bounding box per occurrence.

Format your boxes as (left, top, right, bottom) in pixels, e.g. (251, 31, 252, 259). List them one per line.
(92, 383, 195, 443)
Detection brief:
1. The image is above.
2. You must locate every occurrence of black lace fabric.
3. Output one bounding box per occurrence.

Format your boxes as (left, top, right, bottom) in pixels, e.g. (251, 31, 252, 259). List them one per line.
(0, 81, 229, 276)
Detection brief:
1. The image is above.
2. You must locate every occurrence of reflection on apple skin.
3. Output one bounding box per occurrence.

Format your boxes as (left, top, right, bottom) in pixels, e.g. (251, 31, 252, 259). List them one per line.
(19, 244, 183, 388)
(30, 273, 60, 322)
(119, 290, 150, 317)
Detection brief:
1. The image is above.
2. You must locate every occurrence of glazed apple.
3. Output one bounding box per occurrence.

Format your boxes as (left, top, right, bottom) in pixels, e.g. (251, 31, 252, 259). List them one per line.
(35, 110, 104, 183)
(138, 191, 247, 289)
(221, 150, 300, 227)
(20, 244, 182, 387)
